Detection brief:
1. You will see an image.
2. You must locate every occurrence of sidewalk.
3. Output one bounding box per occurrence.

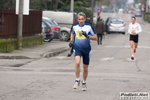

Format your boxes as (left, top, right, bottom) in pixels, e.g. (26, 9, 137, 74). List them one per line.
(0, 39, 70, 59)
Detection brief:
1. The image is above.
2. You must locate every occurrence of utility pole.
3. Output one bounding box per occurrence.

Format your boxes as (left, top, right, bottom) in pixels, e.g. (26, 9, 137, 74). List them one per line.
(17, 0, 23, 49)
(70, 0, 74, 12)
(91, 0, 94, 24)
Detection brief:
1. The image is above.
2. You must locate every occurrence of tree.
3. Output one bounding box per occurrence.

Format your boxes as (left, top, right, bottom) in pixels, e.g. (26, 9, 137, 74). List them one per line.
(59, 0, 70, 11)
(30, 0, 59, 10)
(0, 0, 6, 9)
(0, 0, 15, 9)
(51, 0, 59, 10)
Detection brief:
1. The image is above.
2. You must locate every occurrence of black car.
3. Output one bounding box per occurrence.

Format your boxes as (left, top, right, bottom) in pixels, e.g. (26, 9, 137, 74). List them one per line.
(105, 17, 112, 33)
(41, 21, 54, 42)
(42, 17, 61, 39)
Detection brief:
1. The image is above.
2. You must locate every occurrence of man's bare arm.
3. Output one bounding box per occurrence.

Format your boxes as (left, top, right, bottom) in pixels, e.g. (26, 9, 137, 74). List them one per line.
(88, 34, 98, 41)
(70, 33, 75, 41)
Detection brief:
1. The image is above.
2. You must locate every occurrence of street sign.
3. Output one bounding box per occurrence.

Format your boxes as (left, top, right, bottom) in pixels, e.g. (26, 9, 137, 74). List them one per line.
(16, 0, 30, 15)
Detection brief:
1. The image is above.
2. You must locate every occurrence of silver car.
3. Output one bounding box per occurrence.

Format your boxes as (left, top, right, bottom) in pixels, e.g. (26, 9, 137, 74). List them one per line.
(134, 10, 142, 17)
(107, 18, 126, 34)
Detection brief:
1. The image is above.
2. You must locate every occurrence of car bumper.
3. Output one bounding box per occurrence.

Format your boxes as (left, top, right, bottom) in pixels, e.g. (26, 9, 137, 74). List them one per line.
(135, 15, 142, 17)
(44, 32, 54, 40)
(53, 30, 60, 39)
(108, 27, 125, 32)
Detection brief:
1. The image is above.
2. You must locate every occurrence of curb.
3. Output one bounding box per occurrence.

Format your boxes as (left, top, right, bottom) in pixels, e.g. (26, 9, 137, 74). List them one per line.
(0, 56, 31, 59)
(42, 47, 70, 58)
(0, 47, 70, 59)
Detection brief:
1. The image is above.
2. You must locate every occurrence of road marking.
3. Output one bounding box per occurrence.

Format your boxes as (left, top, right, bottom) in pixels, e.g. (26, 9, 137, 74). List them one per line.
(54, 56, 66, 59)
(106, 46, 150, 49)
(100, 57, 114, 61)
(113, 13, 116, 17)
(106, 46, 130, 48)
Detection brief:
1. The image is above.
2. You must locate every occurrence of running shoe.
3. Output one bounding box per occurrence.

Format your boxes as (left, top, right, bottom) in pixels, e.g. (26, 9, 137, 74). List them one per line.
(73, 80, 80, 89)
(81, 83, 87, 91)
(134, 49, 136, 53)
(131, 56, 134, 60)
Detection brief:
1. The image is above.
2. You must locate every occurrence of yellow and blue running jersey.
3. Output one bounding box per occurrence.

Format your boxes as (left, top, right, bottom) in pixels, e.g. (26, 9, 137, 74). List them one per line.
(72, 23, 97, 53)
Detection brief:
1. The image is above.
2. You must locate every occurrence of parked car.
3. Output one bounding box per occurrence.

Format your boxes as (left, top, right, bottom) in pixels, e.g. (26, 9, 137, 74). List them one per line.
(134, 10, 142, 17)
(42, 17, 61, 40)
(42, 11, 77, 41)
(105, 18, 126, 34)
(41, 21, 54, 42)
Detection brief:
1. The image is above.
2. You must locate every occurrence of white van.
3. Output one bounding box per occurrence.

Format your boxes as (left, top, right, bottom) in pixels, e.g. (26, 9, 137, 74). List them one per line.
(42, 11, 77, 41)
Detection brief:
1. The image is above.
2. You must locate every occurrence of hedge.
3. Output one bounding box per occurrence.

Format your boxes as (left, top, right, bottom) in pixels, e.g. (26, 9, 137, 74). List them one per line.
(144, 12, 150, 22)
(0, 35, 43, 53)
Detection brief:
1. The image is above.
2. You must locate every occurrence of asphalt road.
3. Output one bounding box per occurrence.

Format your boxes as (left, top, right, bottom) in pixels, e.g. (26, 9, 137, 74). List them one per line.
(0, 13, 150, 100)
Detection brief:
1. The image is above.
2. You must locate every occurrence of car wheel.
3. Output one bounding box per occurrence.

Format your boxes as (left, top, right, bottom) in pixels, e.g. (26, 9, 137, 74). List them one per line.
(107, 31, 110, 34)
(49, 38, 53, 42)
(44, 38, 52, 42)
(60, 31, 70, 41)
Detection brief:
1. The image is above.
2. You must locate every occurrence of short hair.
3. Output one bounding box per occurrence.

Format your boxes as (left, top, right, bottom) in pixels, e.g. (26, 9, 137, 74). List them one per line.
(132, 16, 136, 20)
(77, 12, 86, 18)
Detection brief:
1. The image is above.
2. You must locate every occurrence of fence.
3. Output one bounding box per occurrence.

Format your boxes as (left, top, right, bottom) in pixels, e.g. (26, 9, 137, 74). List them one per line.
(0, 9, 42, 39)
(144, 12, 150, 22)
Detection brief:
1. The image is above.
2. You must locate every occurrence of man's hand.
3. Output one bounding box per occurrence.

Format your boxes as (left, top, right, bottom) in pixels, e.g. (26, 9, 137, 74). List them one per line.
(127, 33, 129, 35)
(82, 31, 88, 38)
(69, 41, 74, 47)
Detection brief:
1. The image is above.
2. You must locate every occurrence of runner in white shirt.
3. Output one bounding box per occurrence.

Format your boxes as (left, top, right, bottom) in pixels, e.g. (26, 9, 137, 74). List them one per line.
(127, 16, 142, 60)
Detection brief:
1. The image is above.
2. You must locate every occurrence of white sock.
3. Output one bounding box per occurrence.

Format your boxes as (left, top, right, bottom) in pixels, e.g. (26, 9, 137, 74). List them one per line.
(76, 78, 80, 81)
(132, 55, 134, 57)
(82, 80, 86, 83)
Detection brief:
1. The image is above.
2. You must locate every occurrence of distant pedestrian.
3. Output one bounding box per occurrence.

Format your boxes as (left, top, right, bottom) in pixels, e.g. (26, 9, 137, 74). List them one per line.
(95, 18, 105, 45)
(97, 7, 101, 17)
(85, 17, 92, 25)
(97, 16, 100, 23)
(127, 16, 142, 60)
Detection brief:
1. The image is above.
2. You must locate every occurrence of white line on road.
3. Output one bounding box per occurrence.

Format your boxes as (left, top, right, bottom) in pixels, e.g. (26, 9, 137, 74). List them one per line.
(54, 56, 67, 59)
(100, 57, 115, 61)
(105, 46, 150, 49)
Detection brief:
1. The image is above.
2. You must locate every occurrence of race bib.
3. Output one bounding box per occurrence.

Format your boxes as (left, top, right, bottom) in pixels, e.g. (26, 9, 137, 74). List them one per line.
(131, 30, 136, 33)
(76, 32, 86, 39)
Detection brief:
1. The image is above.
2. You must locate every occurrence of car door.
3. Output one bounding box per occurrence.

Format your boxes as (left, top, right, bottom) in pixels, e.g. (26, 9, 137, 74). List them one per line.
(105, 18, 110, 32)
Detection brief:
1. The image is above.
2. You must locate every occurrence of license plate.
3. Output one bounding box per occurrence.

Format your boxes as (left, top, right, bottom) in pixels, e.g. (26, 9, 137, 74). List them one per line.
(114, 29, 119, 31)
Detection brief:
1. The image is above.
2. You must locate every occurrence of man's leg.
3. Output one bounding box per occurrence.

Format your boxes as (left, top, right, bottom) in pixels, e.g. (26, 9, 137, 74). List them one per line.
(134, 43, 138, 53)
(100, 34, 102, 44)
(82, 65, 88, 91)
(73, 56, 81, 89)
(97, 34, 100, 45)
(130, 41, 134, 59)
(83, 64, 88, 82)
(134, 35, 139, 53)
(75, 56, 81, 79)
(81, 52, 90, 91)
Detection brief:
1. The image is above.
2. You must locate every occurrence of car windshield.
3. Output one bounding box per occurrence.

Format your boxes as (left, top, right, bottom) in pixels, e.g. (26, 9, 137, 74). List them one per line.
(110, 20, 123, 24)
(43, 19, 55, 26)
(42, 22, 46, 27)
(52, 20, 58, 26)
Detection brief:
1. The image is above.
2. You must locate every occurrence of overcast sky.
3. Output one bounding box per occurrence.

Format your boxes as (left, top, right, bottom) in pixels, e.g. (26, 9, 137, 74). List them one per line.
(127, 0, 134, 3)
